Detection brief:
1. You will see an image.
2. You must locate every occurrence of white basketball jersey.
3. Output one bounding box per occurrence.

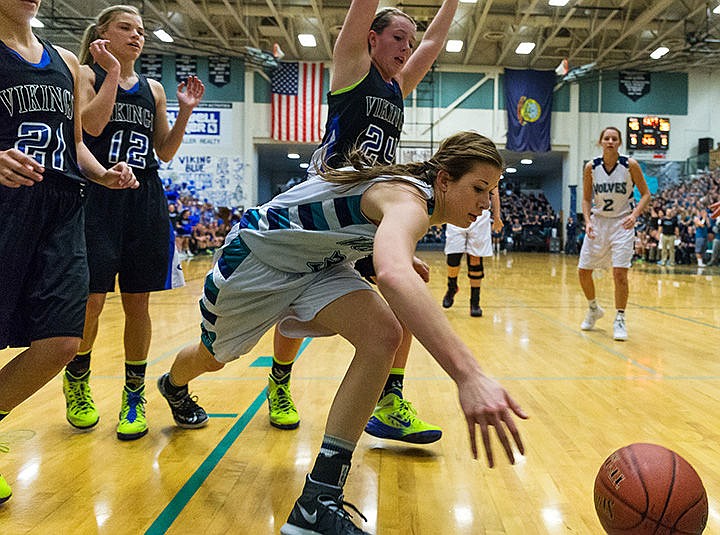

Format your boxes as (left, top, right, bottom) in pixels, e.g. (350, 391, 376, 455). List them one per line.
(590, 155, 635, 218)
(224, 173, 434, 273)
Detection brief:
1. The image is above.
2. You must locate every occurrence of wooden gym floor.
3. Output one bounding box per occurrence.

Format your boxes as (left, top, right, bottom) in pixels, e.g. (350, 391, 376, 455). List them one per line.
(0, 251, 718, 534)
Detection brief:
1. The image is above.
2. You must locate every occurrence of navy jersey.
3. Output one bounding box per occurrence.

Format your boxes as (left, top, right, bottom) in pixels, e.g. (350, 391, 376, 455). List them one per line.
(0, 38, 83, 183)
(316, 63, 404, 168)
(83, 64, 158, 174)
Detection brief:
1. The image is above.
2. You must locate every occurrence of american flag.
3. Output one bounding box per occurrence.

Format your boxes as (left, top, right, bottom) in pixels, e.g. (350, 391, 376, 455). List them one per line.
(271, 61, 323, 142)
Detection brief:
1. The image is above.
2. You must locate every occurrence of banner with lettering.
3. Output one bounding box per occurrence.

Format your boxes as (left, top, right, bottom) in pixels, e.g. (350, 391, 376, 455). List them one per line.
(140, 54, 163, 81)
(175, 55, 197, 83)
(208, 56, 231, 87)
(504, 69, 555, 152)
(619, 71, 650, 102)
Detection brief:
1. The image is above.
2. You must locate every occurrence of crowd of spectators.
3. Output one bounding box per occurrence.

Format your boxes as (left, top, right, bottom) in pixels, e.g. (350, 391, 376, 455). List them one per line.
(164, 182, 243, 259)
(421, 187, 560, 252)
(633, 170, 720, 266)
(164, 169, 720, 268)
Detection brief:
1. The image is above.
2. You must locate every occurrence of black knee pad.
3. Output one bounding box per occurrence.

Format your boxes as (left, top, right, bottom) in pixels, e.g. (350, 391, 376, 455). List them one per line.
(446, 253, 462, 267)
(467, 257, 484, 279)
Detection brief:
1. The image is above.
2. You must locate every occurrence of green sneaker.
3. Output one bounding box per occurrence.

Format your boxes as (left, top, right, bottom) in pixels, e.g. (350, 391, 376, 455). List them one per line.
(364, 389, 442, 444)
(0, 442, 11, 504)
(63, 370, 99, 429)
(117, 386, 148, 441)
(267, 375, 299, 430)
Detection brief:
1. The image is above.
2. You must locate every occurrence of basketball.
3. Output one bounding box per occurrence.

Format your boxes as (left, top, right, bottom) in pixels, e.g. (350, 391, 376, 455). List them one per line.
(594, 443, 708, 534)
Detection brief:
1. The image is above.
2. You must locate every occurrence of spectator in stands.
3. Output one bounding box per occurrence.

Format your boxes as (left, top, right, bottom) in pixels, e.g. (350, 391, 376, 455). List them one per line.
(657, 207, 679, 266)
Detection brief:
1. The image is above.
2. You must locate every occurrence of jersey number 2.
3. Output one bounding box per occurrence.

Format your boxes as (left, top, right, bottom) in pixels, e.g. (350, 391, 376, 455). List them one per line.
(108, 130, 149, 168)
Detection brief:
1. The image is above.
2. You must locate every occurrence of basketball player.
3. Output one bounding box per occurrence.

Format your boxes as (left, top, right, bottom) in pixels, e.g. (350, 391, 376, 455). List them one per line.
(578, 126, 650, 341)
(442, 186, 502, 316)
(262, 0, 459, 444)
(157, 132, 527, 534)
(0, 0, 138, 502)
(61, 5, 205, 440)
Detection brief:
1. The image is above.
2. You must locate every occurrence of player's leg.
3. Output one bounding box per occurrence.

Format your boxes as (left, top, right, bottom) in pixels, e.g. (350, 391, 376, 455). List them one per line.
(157, 342, 222, 428)
(114, 292, 152, 440)
(612, 268, 629, 341)
(467, 255, 484, 317)
(267, 328, 302, 430)
(0, 336, 80, 503)
(443, 252, 463, 308)
(282, 290, 399, 535)
(364, 322, 442, 444)
(63, 293, 105, 430)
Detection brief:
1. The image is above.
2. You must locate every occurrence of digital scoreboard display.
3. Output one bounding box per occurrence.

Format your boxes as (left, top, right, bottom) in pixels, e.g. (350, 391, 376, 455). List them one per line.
(627, 116, 669, 151)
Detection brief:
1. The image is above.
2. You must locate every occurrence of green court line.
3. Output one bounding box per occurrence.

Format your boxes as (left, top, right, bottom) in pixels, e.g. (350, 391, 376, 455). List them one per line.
(144, 337, 312, 534)
(144, 390, 267, 535)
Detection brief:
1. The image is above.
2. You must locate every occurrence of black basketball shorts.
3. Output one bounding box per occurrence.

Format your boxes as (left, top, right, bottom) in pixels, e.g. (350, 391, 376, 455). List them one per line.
(0, 176, 88, 348)
(84, 173, 174, 293)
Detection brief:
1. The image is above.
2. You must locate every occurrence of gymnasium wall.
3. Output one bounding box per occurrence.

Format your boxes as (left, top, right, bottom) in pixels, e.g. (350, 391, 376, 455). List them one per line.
(149, 53, 719, 215)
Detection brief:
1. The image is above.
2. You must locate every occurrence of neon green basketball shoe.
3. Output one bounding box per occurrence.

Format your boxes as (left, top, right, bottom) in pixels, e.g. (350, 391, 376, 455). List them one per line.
(63, 370, 99, 429)
(267, 375, 300, 430)
(117, 385, 148, 441)
(364, 389, 442, 444)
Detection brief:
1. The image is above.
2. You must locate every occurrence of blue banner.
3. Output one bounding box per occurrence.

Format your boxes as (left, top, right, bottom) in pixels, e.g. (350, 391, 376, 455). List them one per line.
(505, 69, 555, 152)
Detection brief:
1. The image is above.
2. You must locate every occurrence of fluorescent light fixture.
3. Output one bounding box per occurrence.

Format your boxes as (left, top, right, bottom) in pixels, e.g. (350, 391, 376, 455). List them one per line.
(548, 0, 569, 6)
(520, 158, 533, 164)
(299, 163, 309, 169)
(714, 4, 720, 14)
(287, 153, 300, 159)
(459, 0, 477, 3)
(515, 42, 536, 55)
(30, 17, 44, 28)
(505, 167, 517, 173)
(153, 29, 174, 43)
(298, 34, 317, 47)
(650, 46, 669, 60)
(446, 40, 464, 53)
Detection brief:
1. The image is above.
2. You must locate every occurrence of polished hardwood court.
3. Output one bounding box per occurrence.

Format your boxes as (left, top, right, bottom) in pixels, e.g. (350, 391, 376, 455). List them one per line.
(1, 252, 718, 534)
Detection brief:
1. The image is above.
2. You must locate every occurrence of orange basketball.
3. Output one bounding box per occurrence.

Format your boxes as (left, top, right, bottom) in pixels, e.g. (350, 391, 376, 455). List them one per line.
(594, 443, 708, 534)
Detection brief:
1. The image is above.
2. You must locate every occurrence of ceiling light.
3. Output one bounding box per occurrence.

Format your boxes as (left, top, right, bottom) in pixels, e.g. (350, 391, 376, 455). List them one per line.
(300, 163, 309, 169)
(520, 158, 533, 164)
(459, 0, 477, 3)
(505, 167, 517, 173)
(446, 40, 463, 53)
(153, 29, 174, 43)
(30, 17, 44, 28)
(287, 153, 300, 159)
(650, 46, 669, 60)
(548, 0, 569, 6)
(515, 42, 536, 55)
(714, 4, 720, 14)
(298, 34, 317, 47)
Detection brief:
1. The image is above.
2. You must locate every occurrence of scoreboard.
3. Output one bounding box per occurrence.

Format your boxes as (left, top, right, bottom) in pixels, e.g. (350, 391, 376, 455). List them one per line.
(626, 116, 670, 151)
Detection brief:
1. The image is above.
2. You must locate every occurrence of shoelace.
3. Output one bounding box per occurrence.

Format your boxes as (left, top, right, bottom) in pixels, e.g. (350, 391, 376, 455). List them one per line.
(272, 386, 296, 414)
(123, 391, 147, 418)
(322, 495, 368, 526)
(616, 317, 626, 329)
(394, 397, 418, 420)
(68, 381, 95, 414)
(171, 391, 202, 414)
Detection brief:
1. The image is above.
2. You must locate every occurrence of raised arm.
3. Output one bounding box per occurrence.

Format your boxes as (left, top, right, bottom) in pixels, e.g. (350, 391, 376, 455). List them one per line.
(330, 0, 379, 92)
(60, 46, 137, 190)
(150, 76, 205, 162)
(398, 0, 458, 96)
(364, 182, 526, 466)
(79, 40, 121, 136)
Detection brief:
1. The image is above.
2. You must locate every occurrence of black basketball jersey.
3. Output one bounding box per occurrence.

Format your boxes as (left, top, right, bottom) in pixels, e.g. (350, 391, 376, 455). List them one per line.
(83, 64, 158, 173)
(0, 38, 83, 183)
(318, 63, 404, 168)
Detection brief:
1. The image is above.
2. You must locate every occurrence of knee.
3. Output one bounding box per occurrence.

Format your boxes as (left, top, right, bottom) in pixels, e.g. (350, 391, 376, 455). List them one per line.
(365, 313, 403, 361)
(34, 337, 81, 368)
(205, 357, 225, 372)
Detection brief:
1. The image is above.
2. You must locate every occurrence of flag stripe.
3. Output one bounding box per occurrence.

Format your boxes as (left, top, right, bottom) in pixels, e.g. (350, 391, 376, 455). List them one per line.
(271, 61, 323, 142)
